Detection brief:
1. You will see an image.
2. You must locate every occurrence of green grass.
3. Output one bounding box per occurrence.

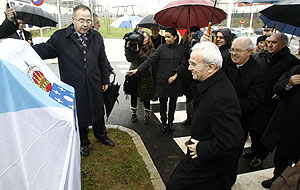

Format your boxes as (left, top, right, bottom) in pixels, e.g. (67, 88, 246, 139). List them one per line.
(81, 128, 154, 190)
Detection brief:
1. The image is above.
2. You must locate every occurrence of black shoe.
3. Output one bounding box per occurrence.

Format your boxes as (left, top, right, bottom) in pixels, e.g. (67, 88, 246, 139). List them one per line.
(182, 118, 191, 126)
(249, 157, 263, 168)
(101, 138, 115, 147)
(261, 177, 275, 189)
(80, 145, 89, 157)
(161, 123, 167, 133)
(168, 123, 174, 132)
(241, 151, 255, 159)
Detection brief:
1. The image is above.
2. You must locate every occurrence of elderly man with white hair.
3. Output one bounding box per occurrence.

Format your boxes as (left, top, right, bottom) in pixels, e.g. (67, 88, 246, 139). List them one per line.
(167, 42, 244, 190)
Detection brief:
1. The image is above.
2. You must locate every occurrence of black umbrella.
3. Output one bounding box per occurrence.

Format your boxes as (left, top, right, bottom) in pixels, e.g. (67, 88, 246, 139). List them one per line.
(103, 74, 120, 119)
(260, 0, 300, 27)
(138, 14, 164, 29)
(14, 4, 57, 27)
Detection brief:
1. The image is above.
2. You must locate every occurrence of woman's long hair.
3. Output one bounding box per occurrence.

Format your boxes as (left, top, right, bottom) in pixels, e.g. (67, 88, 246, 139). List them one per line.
(143, 31, 154, 50)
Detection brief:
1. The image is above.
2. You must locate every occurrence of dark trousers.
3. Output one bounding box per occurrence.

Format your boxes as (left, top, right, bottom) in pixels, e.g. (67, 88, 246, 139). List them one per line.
(273, 148, 294, 179)
(250, 130, 269, 159)
(79, 117, 108, 146)
(159, 97, 178, 124)
(131, 94, 150, 110)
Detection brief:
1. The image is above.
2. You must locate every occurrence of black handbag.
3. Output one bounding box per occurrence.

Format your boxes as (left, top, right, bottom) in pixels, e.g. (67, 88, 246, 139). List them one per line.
(123, 74, 138, 95)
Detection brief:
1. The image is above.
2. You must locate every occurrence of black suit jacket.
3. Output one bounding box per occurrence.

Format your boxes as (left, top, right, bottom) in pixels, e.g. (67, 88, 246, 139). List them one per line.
(9, 30, 32, 44)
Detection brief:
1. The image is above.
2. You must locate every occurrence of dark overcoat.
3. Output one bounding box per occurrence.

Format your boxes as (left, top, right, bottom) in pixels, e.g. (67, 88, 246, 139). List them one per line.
(222, 56, 265, 135)
(0, 18, 18, 39)
(138, 43, 187, 98)
(250, 46, 299, 133)
(262, 64, 300, 162)
(125, 46, 155, 102)
(34, 25, 109, 128)
(167, 70, 244, 190)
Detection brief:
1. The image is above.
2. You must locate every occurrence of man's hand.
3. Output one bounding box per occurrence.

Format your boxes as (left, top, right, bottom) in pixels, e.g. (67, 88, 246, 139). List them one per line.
(168, 73, 178, 84)
(200, 30, 212, 43)
(288, 74, 300, 86)
(6, 7, 15, 22)
(126, 41, 130, 48)
(110, 69, 116, 75)
(102, 84, 108, 92)
(272, 94, 280, 100)
(127, 69, 138, 76)
(187, 138, 199, 159)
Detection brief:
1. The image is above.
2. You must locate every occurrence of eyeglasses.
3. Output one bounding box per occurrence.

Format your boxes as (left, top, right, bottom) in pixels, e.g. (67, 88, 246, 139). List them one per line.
(229, 48, 249, 53)
(216, 36, 224, 39)
(75, 18, 92, 24)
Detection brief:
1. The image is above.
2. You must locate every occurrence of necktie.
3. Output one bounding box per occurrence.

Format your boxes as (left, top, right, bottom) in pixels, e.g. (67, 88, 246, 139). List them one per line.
(80, 34, 86, 45)
(19, 31, 24, 40)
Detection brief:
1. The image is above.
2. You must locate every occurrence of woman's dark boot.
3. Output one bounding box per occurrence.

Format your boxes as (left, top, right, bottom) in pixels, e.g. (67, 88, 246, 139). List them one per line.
(168, 122, 174, 132)
(161, 122, 167, 133)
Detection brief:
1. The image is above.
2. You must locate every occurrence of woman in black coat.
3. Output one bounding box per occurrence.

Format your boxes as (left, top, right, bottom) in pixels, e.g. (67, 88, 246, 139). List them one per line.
(129, 28, 187, 133)
(124, 31, 155, 124)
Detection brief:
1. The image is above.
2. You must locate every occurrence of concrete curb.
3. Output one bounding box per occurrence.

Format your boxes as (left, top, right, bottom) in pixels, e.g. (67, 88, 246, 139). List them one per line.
(107, 124, 166, 190)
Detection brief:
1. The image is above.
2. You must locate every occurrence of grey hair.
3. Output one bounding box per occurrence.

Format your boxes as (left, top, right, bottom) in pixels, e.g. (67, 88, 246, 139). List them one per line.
(73, 5, 91, 17)
(232, 36, 255, 50)
(280, 33, 288, 44)
(192, 42, 223, 69)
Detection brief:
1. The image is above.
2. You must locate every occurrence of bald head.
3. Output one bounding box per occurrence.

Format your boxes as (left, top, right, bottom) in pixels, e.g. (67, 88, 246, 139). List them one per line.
(230, 37, 253, 65)
(233, 36, 254, 50)
(267, 32, 288, 54)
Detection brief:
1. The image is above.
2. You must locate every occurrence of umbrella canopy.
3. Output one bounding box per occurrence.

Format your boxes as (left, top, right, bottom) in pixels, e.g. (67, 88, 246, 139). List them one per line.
(138, 14, 164, 29)
(13, 4, 57, 27)
(154, 0, 227, 29)
(103, 74, 120, 119)
(110, 16, 143, 29)
(260, 0, 300, 27)
(259, 15, 300, 36)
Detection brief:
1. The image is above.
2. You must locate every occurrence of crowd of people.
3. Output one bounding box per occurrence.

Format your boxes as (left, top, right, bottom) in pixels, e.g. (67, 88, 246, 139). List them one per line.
(1, 4, 300, 190)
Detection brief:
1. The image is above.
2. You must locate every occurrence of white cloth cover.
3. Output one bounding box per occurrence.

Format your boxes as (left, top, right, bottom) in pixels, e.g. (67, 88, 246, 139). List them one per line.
(0, 39, 81, 190)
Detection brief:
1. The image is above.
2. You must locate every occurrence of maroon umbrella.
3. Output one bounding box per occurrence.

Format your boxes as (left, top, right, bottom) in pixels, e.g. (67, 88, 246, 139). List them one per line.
(154, 0, 227, 29)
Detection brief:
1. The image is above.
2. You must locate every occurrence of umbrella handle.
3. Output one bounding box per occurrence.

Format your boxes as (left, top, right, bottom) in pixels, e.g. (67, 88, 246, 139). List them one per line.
(207, 22, 212, 35)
